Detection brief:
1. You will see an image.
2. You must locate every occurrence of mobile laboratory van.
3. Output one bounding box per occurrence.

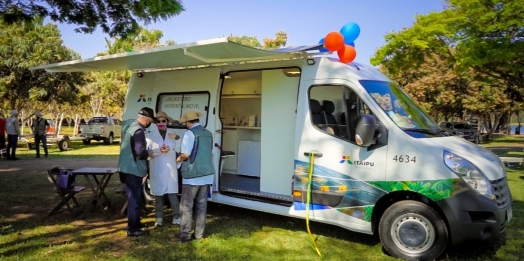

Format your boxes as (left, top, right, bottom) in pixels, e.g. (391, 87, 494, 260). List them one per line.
(33, 38, 512, 260)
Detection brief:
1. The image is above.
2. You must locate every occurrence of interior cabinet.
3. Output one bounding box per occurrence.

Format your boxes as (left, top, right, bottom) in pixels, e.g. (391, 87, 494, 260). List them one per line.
(222, 78, 261, 95)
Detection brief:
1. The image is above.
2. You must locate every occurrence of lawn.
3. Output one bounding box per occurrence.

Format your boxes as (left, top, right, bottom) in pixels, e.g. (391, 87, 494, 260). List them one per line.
(0, 136, 523, 260)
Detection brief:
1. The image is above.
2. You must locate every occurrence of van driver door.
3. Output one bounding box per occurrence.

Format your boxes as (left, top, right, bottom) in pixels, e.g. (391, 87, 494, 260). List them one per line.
(292, 82, 389, 226)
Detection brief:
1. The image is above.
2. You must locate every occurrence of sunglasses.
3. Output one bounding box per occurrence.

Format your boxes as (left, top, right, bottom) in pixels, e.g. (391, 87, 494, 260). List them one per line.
(157, 119, 167, 123)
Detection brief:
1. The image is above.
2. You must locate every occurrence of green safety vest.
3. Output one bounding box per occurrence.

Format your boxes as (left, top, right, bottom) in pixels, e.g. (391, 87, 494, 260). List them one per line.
(181, 125, 215, 179)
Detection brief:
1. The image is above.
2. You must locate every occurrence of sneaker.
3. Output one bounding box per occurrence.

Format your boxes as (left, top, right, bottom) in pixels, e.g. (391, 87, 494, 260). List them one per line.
(155, 218, 163, 226)
(172, 217, 181, 225)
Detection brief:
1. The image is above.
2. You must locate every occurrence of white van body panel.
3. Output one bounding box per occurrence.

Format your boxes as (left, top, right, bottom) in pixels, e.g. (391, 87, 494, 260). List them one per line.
(210, 193, 372, 234)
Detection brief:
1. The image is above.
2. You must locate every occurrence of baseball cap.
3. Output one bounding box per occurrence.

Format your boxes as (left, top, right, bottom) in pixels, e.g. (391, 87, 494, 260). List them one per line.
(139, 107, 156, 121)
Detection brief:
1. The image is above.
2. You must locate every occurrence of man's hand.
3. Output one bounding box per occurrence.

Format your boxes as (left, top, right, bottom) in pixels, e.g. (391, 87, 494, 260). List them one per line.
(176, 153, 189, 163)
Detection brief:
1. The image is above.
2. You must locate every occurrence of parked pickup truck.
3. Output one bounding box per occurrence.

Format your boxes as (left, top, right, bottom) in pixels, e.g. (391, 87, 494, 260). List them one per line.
(79, 116, 121, 145)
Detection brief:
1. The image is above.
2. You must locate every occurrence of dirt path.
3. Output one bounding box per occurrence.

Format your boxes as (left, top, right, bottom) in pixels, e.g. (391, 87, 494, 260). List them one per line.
(0, 157, 118, 174)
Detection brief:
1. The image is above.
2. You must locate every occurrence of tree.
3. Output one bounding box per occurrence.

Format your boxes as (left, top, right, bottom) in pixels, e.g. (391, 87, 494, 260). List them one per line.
(228, 30, 288, 49)
(0, 0, 185, 37)
(0, 19, 83, 114)
(371, 1, 524, 136)
(77, 28, 174, 118)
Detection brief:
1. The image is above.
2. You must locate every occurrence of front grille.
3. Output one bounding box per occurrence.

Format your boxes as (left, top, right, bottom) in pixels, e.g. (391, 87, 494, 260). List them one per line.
(491, 177, 510, 208)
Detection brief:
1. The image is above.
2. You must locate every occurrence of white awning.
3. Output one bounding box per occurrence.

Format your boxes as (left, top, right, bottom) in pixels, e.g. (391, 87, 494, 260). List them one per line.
(30, 37, 321, 72)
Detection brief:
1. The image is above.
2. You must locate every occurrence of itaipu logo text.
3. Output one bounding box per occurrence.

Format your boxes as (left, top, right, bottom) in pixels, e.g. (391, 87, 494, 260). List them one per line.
(340, 156, 374, 167)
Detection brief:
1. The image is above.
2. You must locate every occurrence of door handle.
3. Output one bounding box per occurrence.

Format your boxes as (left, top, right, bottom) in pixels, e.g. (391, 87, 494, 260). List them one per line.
(303, 151, 323, 158)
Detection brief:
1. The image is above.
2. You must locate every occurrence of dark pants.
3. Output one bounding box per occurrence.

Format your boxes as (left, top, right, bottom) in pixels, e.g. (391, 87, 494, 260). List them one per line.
(0, 135, 5, 149)
(179, 184, 209, 240)
(124, 173, 145, 233)
(35, 134, 48, 157)
(7, 134, 18, 159)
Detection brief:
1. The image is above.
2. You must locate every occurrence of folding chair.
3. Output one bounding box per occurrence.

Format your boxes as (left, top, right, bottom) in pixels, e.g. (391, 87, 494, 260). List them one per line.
(47, 167, 86, 217)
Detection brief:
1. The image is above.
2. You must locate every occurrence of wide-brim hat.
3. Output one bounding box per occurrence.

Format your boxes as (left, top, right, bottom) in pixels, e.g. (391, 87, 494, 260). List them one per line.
(10, 110, 18, 116)
(179, 111, 202, 123)
(35, 111, 43, 117)
(154, 111, 175, 123)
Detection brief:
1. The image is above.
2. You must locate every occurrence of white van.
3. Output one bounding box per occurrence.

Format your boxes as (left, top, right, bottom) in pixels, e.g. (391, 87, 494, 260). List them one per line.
(33, 38, 512, 260)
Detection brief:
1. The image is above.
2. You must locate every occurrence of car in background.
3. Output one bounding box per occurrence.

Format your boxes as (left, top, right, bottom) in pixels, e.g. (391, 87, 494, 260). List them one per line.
(79, 116, 121, 145)
(439, 121, 480, 144)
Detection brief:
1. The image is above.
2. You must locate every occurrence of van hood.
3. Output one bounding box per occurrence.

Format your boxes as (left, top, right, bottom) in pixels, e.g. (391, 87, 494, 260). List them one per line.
(422, 136, 505, 180)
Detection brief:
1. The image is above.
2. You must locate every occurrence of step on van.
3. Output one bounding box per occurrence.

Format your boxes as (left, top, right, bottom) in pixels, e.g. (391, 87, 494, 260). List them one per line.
(33, 38, 512, 260)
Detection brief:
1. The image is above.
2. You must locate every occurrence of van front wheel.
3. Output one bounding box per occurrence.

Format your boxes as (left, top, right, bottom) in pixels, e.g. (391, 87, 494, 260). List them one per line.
(379, 200, 448, 261)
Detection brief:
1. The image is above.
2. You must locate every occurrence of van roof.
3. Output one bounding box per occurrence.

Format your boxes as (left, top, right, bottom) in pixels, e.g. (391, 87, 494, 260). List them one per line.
(30, 37, 323, 73)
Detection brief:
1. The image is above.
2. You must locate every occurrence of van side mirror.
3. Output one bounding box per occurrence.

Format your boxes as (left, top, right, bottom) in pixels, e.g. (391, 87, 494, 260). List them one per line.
(355, 115, 379, 147)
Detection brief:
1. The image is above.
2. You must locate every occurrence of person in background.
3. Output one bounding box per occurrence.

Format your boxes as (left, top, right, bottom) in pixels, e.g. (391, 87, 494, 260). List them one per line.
(146, 111, 181, 227)
(31, 111, 50, 158)
(5, 110, 20, 161)
(176, 111, 214, 242)
(117, 107, 156, 237)
(0, 113, 6, 159)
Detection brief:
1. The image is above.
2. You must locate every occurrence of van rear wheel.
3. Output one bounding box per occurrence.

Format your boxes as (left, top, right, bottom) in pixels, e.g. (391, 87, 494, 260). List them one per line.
(379, 200, 448, 261)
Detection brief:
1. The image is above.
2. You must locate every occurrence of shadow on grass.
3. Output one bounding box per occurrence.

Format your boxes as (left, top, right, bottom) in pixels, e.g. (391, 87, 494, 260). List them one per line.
(204, 202, 380, 246)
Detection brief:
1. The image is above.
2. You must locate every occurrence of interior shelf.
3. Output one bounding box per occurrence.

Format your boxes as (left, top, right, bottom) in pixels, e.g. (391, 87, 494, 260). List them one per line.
(221, 94, 261, 99)
(223, 126, 261, 129)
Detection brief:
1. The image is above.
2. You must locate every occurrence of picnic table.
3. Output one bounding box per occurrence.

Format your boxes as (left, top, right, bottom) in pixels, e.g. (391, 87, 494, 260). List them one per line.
(71, 167, 118, 218)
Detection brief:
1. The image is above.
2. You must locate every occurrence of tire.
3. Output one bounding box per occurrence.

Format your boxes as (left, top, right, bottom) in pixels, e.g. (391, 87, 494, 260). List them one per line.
(474, 136, 480, 144)
(58, 140, 69, 151)
(379, 200, 448, 261)
(104, 133, 114, 145)
(82, 139, 91, 145)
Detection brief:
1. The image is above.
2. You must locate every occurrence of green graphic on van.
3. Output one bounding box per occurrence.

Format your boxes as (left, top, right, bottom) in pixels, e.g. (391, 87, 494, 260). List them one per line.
(368, 179, 458, 201)
(339, 155, 353, 164)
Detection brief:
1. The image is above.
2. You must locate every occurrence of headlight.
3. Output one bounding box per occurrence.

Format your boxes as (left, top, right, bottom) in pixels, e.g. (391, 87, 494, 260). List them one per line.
(443, 150, 495, 199)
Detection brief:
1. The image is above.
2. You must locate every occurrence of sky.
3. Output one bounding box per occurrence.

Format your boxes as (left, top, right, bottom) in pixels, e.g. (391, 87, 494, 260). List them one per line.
(55, 0, 445, 66)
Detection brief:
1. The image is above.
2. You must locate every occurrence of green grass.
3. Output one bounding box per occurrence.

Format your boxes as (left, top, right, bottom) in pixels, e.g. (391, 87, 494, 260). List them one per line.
(1, 138, 523, 260)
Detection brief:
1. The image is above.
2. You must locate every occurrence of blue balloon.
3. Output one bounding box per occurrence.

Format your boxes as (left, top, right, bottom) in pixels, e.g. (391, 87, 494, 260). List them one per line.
(348, 41, 355, 47)
(318, 38, 329, 52)
(340, 22, 360, 43)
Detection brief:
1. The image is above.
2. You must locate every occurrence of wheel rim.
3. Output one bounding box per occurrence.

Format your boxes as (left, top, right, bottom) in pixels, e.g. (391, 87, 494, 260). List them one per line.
(390, 213, 435, 255)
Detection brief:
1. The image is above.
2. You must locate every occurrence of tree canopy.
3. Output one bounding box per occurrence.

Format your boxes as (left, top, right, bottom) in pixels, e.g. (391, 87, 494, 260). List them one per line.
(0, 19, 83, 115)
(0, 0, 185, 37)
(371, 0, 524, 135)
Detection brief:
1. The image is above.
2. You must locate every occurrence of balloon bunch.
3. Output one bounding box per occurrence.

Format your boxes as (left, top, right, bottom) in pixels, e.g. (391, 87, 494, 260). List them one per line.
(318, 22, 360, 63)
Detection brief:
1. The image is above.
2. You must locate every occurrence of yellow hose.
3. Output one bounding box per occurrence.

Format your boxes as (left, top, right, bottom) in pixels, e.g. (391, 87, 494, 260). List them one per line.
(306, 152, 324, 259)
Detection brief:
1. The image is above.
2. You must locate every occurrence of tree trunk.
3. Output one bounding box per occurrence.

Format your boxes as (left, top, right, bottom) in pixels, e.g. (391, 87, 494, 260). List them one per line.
(57, 113, 64, 136)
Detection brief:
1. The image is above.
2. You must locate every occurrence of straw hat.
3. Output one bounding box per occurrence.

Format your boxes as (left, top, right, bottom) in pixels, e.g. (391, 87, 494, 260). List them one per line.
(154, 111, 175, 123)
(179, 111, 202, 123)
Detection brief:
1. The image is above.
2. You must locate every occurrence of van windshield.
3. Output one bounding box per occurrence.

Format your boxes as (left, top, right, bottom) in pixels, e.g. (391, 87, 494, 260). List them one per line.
(360, 80, 439, 133)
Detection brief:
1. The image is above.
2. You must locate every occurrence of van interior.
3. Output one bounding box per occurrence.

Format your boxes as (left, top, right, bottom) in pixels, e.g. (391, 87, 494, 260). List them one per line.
(218, 68, 300, 205)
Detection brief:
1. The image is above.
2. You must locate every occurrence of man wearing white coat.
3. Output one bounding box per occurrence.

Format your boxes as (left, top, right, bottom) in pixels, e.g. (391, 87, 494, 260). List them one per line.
(146, 111, 181, 226)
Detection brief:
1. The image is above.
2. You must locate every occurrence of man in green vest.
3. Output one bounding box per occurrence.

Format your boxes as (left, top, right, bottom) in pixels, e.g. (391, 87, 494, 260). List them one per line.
(176, 111, 214, 242)
(31, 111, 50, 158)
(118, 107, 156, 237)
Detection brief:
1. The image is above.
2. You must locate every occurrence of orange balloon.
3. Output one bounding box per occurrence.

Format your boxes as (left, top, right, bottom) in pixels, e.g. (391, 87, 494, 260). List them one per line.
(338, 44, 357, 63)
(324, 32, 344, 52)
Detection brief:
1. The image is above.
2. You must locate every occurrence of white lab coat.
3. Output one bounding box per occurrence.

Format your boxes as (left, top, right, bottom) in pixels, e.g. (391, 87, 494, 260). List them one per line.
(146, 127, 180, 196)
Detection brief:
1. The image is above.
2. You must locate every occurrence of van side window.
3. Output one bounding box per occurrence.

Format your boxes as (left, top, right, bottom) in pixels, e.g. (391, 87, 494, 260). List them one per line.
(309, 85, 374, 143)
(157, 92, 210, 128)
